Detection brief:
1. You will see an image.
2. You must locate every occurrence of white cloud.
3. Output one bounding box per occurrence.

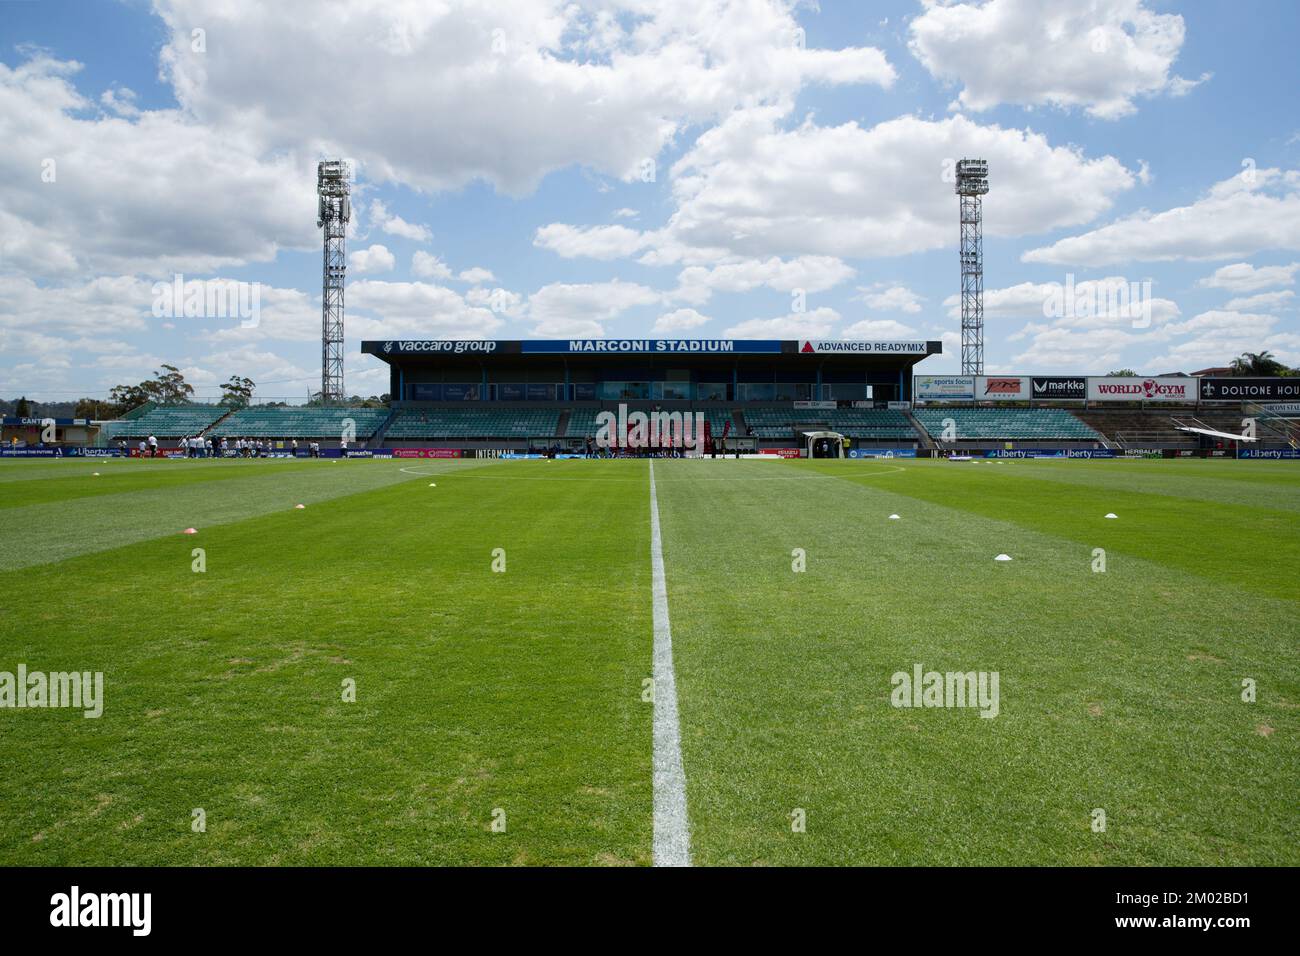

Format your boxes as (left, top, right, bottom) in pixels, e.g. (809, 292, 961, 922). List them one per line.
(534, 223, 650, 260)
(855, 283, 923, 313)
(653, 308, 710, 333)
(411, 250, 453, 280)
(526, 280, 661, 336)
(155, 0, 895, 196)
(662, 110, 1134, 261)
(671, 256, 854, 305)
(1198, 261, 1300, 293)
(909, 0, 1198, 120)
(349, 244, 396, 273)
(1224, 290, 1295, 312)
(840, 318, 919, 338)
(348, 280, 504, 339)
(1146, 310, 1281, 370)
(722, 307, 839, 339)
(1023, 169, 1300, 266)
(458, 267, 496, 284)
(613, 208, 638, 219)
(369, 200, 431, 242)
(0, 54, 317, 280)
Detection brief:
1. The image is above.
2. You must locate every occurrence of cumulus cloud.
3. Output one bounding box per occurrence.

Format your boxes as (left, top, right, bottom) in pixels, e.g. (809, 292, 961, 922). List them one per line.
(1224, 290, 1295, 312)
(0, 53, 316, 280)
(155, 0, 895, 196)
(909, 0, 1201, 119)
(1023, 169, 1300, 267)
(722, 307, 840, 339)
(663, 110, 1134, 261)
(348, 280, 504, 338)
(349, 244, 396, 273)
(369, 200, 431, 242)
(840, 318, 920, 338)
(527, 280, 661, 337)
(1198, 261, 1300, 293)
(855, 283, 924, 313)
(671, 256, 854, 305)
(653, 308, 710, 333)
(411, 251, 453, 280)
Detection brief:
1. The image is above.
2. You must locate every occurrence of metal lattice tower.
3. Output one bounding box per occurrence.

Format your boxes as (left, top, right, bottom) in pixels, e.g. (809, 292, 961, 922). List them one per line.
(317, 160, 351, 403)
(956, 158, 988, 376)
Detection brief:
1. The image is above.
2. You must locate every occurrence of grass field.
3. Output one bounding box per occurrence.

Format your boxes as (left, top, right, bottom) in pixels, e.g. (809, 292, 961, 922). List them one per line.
(0, 455, 1296, 866)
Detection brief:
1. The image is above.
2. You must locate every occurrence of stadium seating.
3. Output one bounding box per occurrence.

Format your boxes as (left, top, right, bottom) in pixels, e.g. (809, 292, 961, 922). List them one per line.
(210, 406, 389, 439)
(385, 407, 562, 439)
(743, 406, 918, 440)
(914, 408, 1102, 441)
(564, 407, 603, 438)
(99, 405, 226, 439)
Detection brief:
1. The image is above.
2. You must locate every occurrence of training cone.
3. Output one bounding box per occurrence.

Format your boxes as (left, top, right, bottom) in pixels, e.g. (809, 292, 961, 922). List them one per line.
(92, 472, 100, 476)
(994, 553, 1012, 561)
(1104, 513, 1118, 519)
(429, 483, 437, 487)
(888, 514, 901, 520)
(295, 504, 306, 510)
(183, 528, 198, 535)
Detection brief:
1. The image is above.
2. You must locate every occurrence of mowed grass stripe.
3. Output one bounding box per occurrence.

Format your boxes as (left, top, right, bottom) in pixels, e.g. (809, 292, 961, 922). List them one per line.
(0, 459, 495, 573)
(812, 459, 1300, 602)
(0, 458, 349, 510)
(0, 459, 653, 865)
(653, 459, 1298, 865)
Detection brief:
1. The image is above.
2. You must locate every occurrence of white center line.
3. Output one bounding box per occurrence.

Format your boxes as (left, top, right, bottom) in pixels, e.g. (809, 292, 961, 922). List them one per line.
(649, 460, 692, 867)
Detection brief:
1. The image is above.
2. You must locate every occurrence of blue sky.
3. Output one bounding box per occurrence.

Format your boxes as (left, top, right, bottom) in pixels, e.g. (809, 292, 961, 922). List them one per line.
(2, 0, 1298, 401)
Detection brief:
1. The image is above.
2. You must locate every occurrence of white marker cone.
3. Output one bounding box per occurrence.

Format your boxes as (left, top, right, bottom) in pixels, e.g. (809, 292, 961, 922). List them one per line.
(994, 553, 1012, 561)
(888, 514, 901, 520)
(92, 472, 100, 476)
(183, 528, 198, 535)
(429, 483, 437, 487)
(294, 504, 306, 510)
(1104, 513, 1117, 519)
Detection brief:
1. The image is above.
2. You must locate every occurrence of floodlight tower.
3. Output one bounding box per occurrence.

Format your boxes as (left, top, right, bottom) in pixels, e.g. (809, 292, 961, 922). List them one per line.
(317, 160, 351, 404)
(955, 158, 988, 376)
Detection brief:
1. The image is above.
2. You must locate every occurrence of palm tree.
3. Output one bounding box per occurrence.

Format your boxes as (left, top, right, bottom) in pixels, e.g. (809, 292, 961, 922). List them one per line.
(1229, 351, 1286, 376)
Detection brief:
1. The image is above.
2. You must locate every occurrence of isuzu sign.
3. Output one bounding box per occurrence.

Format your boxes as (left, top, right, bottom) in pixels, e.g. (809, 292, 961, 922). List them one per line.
(800, 340, 928, 354)
(1199, 377, 1300, 401)
(1087, 376, 1198, 402)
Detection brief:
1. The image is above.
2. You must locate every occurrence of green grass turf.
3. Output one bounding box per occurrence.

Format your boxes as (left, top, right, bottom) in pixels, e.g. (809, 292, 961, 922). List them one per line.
(0, 455, 1296, 865)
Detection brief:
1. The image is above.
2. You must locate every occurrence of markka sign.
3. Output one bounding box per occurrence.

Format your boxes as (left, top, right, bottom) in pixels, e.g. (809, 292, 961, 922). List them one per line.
(1087, 376, 1198, 402)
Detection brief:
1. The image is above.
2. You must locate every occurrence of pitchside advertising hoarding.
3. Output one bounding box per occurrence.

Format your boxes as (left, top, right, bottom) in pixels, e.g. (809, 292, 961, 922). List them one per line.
(1030, 376, 1087, 400)
(975, 376, 1030, 400)
(914, 375, 975, 401)
(1087, 376, 1199, 402)
(1200, 378, 1300, 402)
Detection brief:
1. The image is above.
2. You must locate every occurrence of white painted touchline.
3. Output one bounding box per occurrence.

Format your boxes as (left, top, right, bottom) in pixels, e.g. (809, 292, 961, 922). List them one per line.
(649, 460, 692, 867)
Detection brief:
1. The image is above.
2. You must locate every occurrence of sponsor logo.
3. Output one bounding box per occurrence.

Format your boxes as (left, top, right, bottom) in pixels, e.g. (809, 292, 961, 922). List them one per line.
(1200, 378, 1300, 401)
(800, 340, 927, 354)
(981, 377, 1025, 396)
(1031, 377, 1087, 399)
(392, 340, 498, 354)
(569, 339, 735, 353)
(1089, 377, 1197, 402)
(392, 448, 462, 459)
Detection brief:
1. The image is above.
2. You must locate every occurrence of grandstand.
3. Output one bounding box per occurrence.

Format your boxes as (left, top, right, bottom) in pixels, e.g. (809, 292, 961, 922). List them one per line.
(744, 406, 918, 441)
(210, 406, 389, 440)
(98, 405, 226, 440)
(913, 407, 1102, 442)
(384, 406, 562, 441)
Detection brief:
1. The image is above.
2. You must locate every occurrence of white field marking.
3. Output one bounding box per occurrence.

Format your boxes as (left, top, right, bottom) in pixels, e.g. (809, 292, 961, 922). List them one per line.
(396, 465, 906, 482)
(649, 460, 691, 867)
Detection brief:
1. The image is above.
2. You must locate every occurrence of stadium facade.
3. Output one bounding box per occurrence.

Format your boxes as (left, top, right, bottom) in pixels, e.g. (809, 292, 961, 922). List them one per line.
(363, 338, 942, 406)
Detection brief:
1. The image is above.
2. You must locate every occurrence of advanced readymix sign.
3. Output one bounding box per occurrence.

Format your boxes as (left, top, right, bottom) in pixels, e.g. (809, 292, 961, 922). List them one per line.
(798, 340, 928, 354)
